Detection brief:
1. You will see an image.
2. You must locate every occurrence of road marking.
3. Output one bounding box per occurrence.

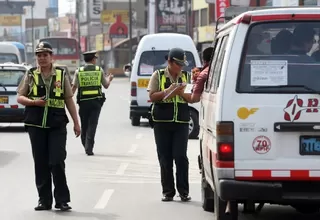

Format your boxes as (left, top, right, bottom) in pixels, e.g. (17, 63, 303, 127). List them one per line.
(94, 189, 115, 209)
(116, 162, 129, 175)
(135, 133, 143, 139)
(128, 144, 138, 153)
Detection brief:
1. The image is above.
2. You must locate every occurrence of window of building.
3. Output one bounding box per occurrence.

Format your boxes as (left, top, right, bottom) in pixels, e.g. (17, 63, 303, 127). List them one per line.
(194, 10, 199, 27)
(200, 8, 208, 26)
(35, 29, 40, 39)
(303, 0, 317, 5)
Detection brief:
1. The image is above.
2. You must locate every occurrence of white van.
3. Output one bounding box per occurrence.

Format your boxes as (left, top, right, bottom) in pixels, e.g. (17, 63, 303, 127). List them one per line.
(198, 7, 320, 219)
(0, 43, 22, 64)
(130, 33, 201, 139)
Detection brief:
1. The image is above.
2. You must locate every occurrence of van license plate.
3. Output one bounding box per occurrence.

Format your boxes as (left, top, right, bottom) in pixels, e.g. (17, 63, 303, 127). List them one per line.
(0, 96, 8, 104)
(137, 79, 150, 88)
(300, 136, 320, 155)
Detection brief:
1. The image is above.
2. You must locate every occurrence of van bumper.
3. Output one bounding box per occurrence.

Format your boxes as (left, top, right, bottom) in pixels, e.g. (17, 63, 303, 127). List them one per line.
(0, 108, 24, 122)
(130, 101, 150, 118)
(219, 179, 320, 202)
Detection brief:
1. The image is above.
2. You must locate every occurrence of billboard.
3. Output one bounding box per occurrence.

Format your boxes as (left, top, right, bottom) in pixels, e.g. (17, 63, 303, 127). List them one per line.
(155, 0, 192, 34)
(101, 10, 129, 24)
(0, 15, 21, 26)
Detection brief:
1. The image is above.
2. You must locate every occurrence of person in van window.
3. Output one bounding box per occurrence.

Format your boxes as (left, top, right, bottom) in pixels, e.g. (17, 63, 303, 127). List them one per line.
(191, 67, 201, 82)
(271, 30, 293, 54)
(183, 47, 213, 103)
(290, 24, 315, 56)
(246, 26, 264, 55)
(147, 48, 192, 202)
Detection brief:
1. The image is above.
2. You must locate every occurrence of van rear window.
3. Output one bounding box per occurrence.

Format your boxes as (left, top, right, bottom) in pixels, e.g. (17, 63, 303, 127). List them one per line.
(0, 53, 18, 64)
(138, 50, 196, 76)
(0, 70, 25, 86)
(237, 21, 320, 94)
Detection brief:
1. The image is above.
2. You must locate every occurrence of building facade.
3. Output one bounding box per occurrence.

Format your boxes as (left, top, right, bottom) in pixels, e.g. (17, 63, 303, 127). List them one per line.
(78, 0, 147, 51)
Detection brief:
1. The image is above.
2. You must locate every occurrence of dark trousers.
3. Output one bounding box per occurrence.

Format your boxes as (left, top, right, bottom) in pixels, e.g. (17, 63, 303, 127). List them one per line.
(79, 100, 102, 153)
(153, 122, 189, 197)
(27, 126, 70, 205)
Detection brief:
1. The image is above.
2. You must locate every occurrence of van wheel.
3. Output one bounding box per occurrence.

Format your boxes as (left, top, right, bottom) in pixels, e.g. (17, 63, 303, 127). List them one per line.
(189, 109, 199, 139)
(292, 205, 320, 214)
(214, 194, 238, 220)
(201, 168, 215, 212)
(131, 116, 140, 126)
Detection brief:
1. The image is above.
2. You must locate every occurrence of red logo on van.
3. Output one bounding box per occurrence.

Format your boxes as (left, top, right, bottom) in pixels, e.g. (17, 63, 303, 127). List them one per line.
(284, 95, 319, 122)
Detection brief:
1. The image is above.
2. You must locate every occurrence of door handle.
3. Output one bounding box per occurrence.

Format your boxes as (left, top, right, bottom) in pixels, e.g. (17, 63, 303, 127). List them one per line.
(207, 128, 213, 133)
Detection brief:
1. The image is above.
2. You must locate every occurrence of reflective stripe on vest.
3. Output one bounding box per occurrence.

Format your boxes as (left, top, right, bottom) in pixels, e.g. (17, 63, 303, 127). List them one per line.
(151, 69, 190, 123)
(78, 65, 102, 101)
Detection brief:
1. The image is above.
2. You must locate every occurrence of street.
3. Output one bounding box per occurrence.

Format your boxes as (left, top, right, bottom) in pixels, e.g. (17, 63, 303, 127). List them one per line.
(1, 78, 320, 220)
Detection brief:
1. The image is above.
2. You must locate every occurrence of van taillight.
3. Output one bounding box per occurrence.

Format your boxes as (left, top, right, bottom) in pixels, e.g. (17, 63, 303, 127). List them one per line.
(216, 122, 234, 167)
(131, 82, 137, 96)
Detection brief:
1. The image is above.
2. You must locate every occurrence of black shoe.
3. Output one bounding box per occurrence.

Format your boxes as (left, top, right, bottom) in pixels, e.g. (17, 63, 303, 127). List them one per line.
(34, 202, 52, 211)
(55, 203, 72, 211)
(161, 196, 174, 202)
(86, 152, 94, 156)
(180, 195, 191, 202)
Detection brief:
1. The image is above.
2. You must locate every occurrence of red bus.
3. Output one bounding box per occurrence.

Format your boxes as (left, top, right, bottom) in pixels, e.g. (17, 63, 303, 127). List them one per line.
(38, 37, 80, 73)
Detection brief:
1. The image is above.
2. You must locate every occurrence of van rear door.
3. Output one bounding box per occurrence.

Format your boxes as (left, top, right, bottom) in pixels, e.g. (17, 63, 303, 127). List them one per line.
(223, 18, 320, 181)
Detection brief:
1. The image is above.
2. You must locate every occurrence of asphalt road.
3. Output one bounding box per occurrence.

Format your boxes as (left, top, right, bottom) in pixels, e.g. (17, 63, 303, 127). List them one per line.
(0, 78, 320, 220)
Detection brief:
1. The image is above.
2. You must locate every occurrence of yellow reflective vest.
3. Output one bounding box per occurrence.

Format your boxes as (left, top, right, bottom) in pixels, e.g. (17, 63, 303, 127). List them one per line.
(151, 69, 190, 123)
(77, 65, 103, 102)
(24, 67, 68, 128)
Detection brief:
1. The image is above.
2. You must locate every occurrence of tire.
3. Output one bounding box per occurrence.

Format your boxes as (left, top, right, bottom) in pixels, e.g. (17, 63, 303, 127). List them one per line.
(201, 168, 215, 212)
(131, 116, 140, 126)
(189, 109, 199, 139)
(214, 193, 238, 220)
(292, 205, 320, 214)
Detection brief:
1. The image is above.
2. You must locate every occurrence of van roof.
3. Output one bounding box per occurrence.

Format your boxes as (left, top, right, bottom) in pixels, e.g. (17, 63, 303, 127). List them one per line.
(220, 7, 320, 32)
(0, 63, 28, 69)
(136, 33, 196, 52)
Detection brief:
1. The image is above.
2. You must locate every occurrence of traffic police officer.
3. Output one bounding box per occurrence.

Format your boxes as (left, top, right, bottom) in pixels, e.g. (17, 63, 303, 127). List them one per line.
(72, 50, 113, 155)
(147, 48, 192, 202)
(17, 41, 81, 211)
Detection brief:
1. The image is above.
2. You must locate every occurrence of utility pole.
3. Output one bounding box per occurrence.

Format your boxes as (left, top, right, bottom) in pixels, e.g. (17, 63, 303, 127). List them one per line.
(185, 0, 189, 36)
(129, 0, 133, 65)
(76, 0, 81, 65)
(31, 4, 34, 54)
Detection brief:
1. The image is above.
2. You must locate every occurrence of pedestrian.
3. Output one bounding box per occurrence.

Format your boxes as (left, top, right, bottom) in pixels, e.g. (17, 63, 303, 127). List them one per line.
(72, 50, 113, 156)
(16, 41, 81, 211)
(147, 48, 192, 202)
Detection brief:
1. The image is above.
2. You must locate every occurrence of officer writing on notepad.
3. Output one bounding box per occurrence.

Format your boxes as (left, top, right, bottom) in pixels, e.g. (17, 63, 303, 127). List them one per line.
(147, 48, 192, 202)
(72, 50, 113, 156)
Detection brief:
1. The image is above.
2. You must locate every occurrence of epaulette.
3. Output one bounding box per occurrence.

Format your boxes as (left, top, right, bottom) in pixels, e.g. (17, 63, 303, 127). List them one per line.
(29, 67, 37, 72)
(28, 67, 37, 75)
(55, 66, 64, 71)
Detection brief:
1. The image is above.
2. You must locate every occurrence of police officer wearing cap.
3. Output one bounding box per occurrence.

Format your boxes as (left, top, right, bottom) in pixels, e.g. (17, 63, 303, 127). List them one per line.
(147, 48, 192, 202)
(72, 50, 113, 156)
(17, 41, 81, 211)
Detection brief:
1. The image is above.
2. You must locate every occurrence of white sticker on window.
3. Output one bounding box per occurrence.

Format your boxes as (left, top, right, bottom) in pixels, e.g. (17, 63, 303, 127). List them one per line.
(140, 64, 154, 75)
(250, 60, 288, 86)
